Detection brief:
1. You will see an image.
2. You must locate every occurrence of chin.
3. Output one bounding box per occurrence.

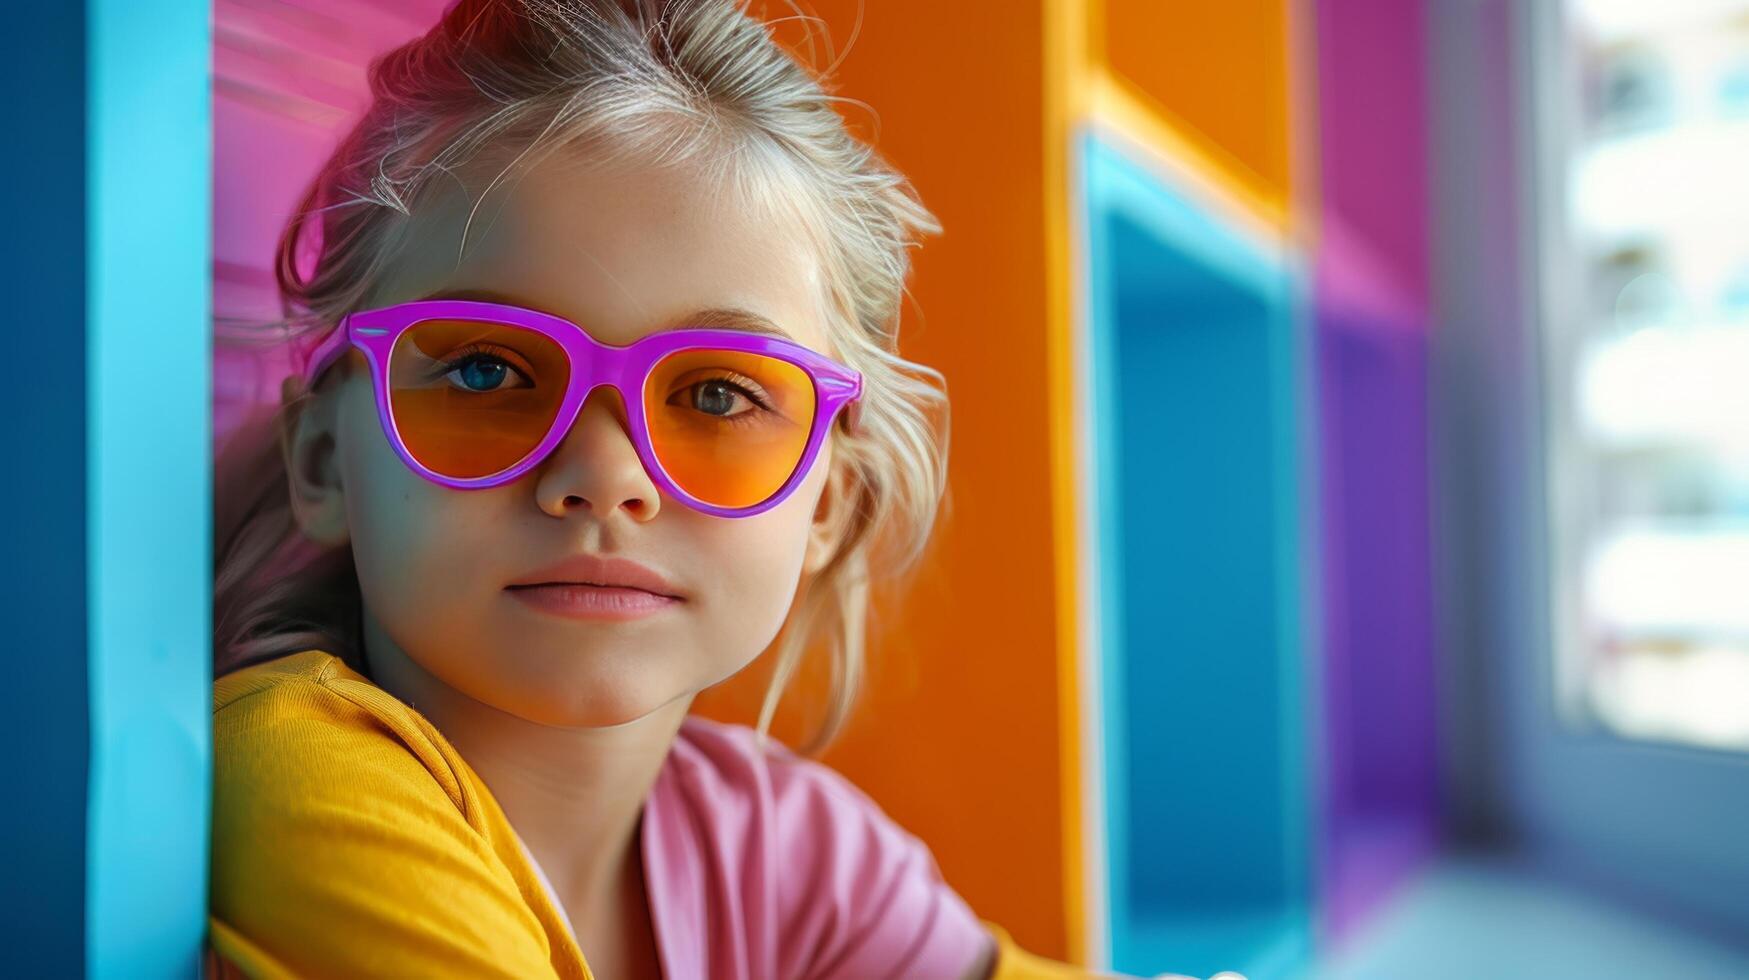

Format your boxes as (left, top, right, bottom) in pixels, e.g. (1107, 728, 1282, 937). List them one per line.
(490, 660, 692, 729)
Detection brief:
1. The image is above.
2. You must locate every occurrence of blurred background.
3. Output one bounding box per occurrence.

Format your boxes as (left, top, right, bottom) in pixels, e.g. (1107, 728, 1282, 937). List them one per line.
(8, 0, 1749, 977)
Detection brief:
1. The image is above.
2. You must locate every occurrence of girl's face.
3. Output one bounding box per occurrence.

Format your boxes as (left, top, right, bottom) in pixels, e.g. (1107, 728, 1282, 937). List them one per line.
(285, 150, 850, 728)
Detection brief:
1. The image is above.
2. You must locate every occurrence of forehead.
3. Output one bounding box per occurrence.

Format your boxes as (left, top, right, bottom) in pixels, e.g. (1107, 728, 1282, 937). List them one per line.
(371, 147, 831, 352)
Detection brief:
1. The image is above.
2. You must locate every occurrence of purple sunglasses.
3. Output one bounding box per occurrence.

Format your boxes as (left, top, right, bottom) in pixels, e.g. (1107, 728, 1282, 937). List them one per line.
(297, 298, 863, 518)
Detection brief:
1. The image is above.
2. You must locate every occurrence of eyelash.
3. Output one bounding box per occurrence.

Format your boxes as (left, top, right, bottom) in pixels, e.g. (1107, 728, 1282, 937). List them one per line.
(715, 372, 772, 407)
(674, 373, 773, 421)
(433, 343, 534, 386)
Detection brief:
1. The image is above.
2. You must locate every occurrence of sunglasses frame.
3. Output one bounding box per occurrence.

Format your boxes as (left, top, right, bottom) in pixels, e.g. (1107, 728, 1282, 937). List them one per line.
(297, 298, 863, 518)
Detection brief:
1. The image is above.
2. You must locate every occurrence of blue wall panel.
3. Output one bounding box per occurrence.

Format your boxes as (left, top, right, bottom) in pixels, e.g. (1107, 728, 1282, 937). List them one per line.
(1082, 132, 1314, 979)
(85, 0, 212, 975)
(4, 2, 91, 970)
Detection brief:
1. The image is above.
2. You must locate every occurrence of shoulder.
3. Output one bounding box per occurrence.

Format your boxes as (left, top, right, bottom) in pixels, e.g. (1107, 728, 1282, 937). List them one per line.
(210, 651, 558, 978)
(666, 716, 993, 979)
(213, 647, 344, 710)
(213, 649, 477, 819)
(214, 648, 386, 734)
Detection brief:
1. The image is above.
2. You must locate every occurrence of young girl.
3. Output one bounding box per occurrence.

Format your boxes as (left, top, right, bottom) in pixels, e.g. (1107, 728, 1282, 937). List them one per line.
(206, 2, 1157, 977)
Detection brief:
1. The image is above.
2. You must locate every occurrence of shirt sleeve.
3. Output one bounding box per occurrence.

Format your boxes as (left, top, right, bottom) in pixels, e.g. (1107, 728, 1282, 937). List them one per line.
(767, 748, 994, 980)
(207, 682, 565, 979)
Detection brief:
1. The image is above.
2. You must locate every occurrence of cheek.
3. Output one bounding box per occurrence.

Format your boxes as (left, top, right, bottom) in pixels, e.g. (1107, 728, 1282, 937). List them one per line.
(336, 390, 505, 644)
(687, 462, 827, 655)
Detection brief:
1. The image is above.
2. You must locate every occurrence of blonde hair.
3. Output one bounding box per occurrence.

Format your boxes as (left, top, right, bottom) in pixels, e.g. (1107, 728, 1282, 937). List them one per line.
(213, 0, 950, 756)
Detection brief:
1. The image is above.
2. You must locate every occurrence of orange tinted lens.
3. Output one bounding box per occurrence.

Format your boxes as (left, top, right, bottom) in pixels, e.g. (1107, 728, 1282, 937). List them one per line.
(644, 349, 817, 508)
(388, 319, 571, 479)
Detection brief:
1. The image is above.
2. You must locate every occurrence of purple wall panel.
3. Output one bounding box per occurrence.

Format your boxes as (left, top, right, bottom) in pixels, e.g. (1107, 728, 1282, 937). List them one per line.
(1312, 0, 1441, 950)
(1315, 209, 1424, 329)
(1314, 313, 1441, 945)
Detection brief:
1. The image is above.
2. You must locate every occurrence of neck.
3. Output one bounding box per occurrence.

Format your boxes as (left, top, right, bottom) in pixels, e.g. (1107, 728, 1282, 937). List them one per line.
(359, 614, 693, 921)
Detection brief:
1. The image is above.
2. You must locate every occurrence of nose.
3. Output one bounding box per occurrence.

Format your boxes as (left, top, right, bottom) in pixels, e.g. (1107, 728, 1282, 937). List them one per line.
(532, 385, 662, 521)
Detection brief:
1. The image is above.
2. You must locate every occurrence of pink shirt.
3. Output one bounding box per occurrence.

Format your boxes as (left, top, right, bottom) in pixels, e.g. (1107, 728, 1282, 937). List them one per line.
(520, 714, 993, 980)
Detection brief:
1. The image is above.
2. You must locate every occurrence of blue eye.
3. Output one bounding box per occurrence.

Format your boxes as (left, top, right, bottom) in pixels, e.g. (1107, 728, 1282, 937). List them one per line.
(440, 349, 532, 393)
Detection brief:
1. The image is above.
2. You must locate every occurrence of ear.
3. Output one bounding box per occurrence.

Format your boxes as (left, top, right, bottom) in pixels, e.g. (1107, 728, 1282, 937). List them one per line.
(802, 457, 855, 578)
(279, 375, 351, 548)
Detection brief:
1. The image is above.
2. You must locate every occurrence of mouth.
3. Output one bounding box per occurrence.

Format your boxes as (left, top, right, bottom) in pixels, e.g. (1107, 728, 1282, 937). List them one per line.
(504, 582, 683, 621)
(505, 553, 685, 602)
(505, 580, 683, 599)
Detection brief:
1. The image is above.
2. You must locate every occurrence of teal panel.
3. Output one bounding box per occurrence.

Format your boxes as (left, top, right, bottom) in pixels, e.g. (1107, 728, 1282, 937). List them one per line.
(85, 0, 212, 975)
(4, 3, 91, 970)
(1081, 131, 1314, 980)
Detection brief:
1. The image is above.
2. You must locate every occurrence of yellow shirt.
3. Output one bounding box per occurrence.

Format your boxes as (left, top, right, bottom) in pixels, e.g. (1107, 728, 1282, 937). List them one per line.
(206, 651, 1113, 978)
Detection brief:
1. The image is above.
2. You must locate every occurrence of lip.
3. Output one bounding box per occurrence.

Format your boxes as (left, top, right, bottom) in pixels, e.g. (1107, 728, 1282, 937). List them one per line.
(506, 583, 680, 621)
(505, 554, 684, 623)
(506, 553, 685, 599)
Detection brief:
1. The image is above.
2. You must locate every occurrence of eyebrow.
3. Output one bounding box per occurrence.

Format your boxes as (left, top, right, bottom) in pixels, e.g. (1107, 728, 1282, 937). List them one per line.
(415, 288, 797, 342)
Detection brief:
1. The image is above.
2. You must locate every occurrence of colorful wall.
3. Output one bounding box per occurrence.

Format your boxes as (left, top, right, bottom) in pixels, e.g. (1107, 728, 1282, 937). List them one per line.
(1069, 1, 1441, 974)
(77, 0, 1442, 975)
(204, 0, 1443, 975)
(34, 1, 1749, 976)
(26, 1, 214, 975)
(1310, 0, 1440, 952)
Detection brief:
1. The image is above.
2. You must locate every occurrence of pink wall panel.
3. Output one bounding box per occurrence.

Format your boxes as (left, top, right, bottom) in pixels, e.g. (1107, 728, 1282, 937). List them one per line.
(1313, 0, 1431, 325)
(213, 0, 451, 449)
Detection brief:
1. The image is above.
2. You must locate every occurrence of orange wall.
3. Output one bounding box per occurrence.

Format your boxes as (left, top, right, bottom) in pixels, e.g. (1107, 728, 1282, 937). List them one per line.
(691, 0, 1076, 960)
(1100, 0, 1296, 209)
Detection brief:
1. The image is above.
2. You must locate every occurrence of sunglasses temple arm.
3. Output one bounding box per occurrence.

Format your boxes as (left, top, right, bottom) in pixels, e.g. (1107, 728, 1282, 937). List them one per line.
(839, 368, 866, 436)
(296, 315, 354, 394)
